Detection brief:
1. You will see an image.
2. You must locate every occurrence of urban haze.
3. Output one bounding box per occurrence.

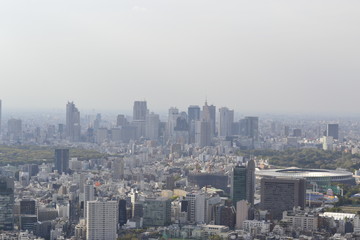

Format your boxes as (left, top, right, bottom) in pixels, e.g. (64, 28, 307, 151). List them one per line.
(1, 1, 360, 240)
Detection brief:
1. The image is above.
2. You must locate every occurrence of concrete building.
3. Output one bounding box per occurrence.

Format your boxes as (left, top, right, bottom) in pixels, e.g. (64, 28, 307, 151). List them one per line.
(282, 208, 318, 231)
(219, 107, 234, 137)
(133, 101, 148, 121)
(145, 112, 160, 141)
(66, 101, 81, 142)
(86, 200, 118, 240)
(0, 176, 14, 231)
(260, 178, 306, 220)
(143, 197, 171, 227)
(327, 123, 339, 140)
(236, 200, 249, 230)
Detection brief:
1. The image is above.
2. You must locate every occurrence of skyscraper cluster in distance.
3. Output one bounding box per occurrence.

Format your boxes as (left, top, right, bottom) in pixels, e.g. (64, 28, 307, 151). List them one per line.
(0, 98, 354, 240)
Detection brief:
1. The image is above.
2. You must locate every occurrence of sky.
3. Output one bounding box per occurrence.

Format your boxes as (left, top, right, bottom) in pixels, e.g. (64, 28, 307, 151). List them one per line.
(0, 0, 359, 115)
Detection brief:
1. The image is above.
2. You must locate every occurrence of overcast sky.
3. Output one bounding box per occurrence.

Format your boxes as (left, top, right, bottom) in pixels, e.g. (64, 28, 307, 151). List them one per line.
(0, 0, 359, 115)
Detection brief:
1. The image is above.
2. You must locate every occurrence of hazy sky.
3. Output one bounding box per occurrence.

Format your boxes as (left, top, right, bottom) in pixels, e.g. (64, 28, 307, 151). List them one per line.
(1, 0, 359, 115)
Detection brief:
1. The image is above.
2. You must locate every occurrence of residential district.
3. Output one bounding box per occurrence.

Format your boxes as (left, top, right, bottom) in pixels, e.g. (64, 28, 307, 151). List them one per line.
(2, 100, 360, 240)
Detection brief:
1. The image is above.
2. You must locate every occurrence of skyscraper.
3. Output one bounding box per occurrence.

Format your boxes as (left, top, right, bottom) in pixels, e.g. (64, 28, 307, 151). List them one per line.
(7, 118, 22, 141)
(54, 149, 70, 174)
(66, 102, 81, 141)
(86, 200, 118, 240)
(188, 105, 201, 122)
(0, 176, 14, 231)
(231, 160, 255, 207)
(244, 116, 259, 140)
(145, 112, 160, 140)
(327, 123, 339, 140)
(202, 101, 216, 137)
(260, 178, 306, 220)
(83, 183, 95, 219)
(133, 101, 147, 121)
(219, 107, 234, 137)
(188, 105, 201, 143)
(195, 120, 211, 147)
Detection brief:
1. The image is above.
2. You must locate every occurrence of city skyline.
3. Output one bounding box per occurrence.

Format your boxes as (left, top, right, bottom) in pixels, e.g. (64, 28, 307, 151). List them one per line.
(1, 0, 360, 115)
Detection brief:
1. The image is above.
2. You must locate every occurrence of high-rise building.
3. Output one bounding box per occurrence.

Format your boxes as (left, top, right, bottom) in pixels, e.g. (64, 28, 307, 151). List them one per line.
(0, 176, 14, 231)
(66, 102, 81, 141)
(112, 158, 124, 180)
(143, 197, 171, 227)
(19, 199, 37, 231)
(327, 123, 339, 140)
(133, 101, 147, 121)
(7, 118, 22, 141)
(231, 160, 255, 207)
(195, 120, 211, 147)
(83, 183, 95, 219)
(188, 105, 201, 122)
(116, 114, 127, 127)
(118, 199, 127, 226)
(188, 105, 201, 144)
(86, 200, 118, 240)
(244, 117, 259, 140)
(202, 101, 216, 137)
(54, 149, 70, 174)
(219, 107, 234, 137)
(260, 178, 306, 220)
(145, 112, 160, 140)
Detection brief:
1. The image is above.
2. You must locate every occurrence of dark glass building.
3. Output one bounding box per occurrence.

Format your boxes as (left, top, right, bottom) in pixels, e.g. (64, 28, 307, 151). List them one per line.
(54, 149, 70, 174)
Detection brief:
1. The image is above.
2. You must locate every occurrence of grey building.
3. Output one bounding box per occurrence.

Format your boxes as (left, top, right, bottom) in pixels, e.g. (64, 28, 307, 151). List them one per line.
(143, 197, 171, 227)
(133, 101, 148, 121)
(66, 102, 81, 141)
(327, 123, 339, 140)
(0, 176, 14, 231)
(260, 177, 306, 220)
(54, 149, 70, 174)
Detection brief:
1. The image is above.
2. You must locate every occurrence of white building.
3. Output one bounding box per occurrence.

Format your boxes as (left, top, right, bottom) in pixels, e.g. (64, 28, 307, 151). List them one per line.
(282, 209, 318, 231)
(86, 200, 118, 240)
(236, 200, 249, 230)
(243, 220, 271, 234)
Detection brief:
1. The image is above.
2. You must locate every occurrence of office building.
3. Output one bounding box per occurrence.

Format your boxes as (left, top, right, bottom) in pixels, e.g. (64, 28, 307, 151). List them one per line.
(195, 120, 211, 147)
(236, 200, 249, 229)
(327, 123, 339, 140)
(118, 199, 127, 226)
(54, 149, 70, 174)
(116, 114, 128, 127)
(83, 183, 95, 219)
(20, 199, 37, 231)
(188, 105, 201, 122)
(133, 101, 147, 121)
(86, 200, 118, 240)
(143, 197, 171, 227)
(231, 160, 255, 207)
(202, 101, 216, 137)
(145, 112, 160, 140)
(219, 107, 234, 137)
(112, 158, 124, 180)
(7, 118, 22, 141)
(244, 117, 259, 140)
(66, 102, 81, 141)
(0, 176, 14, 231)
(260, 178, 306, 220)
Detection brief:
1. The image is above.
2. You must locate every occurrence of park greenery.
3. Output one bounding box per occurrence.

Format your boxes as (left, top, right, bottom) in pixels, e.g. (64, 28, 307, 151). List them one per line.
(239, 148, 360, 171)
(0, 145, 107, 166)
